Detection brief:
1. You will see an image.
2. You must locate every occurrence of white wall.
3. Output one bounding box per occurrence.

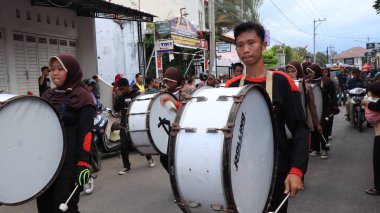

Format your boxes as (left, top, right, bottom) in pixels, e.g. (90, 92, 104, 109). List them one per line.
(95, 19, 139, 84)
(77, 17, 98, 80)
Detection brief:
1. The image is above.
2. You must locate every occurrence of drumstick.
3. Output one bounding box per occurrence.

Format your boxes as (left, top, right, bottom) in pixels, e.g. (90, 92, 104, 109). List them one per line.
(320, 134, 330, 147)
(269, 193, 290, 213)
(324, 114, 334, 121)
(59, 184, 79, 212)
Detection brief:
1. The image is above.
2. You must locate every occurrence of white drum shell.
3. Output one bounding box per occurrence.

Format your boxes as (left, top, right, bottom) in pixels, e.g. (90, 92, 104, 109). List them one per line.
(286, 79, 305, 139)
(170, 86, 275, 213)
(0, 95, 64, 205)
(127, 93, 176, 155)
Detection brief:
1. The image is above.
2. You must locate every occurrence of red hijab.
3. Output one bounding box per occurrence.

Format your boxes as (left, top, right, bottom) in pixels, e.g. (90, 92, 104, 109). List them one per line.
(113, 73, 123, 92)
(42, 55, 95, 109)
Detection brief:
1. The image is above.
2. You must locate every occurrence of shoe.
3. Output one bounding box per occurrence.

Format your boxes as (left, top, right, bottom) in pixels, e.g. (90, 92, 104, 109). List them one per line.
(320, 150, 328, 159)
(84, 177, 94, 195)
(118, 168, 131, 175)
(309, 151, 320, 156)
(365, 188, 380, 196)
(325, 142, 331, 148)
(148, 158, 155, 168)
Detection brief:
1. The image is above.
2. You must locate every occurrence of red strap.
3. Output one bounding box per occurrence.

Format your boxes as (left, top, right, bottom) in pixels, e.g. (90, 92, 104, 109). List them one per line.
(175, 101, 181, 110)
(272, 71, 300, 92)
(77, 161, 89, 168)
(83, 132, 92, 152)
(289, 167, 303, 178)
(225, 75, 244, 88)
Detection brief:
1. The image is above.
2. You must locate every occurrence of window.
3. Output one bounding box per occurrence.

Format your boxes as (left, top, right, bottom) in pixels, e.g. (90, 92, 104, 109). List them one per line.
(64, 19, 68, 27)
(56, 17, 60, 26)
(49, 38, 58, 45)
(38, 37, 47, 44)
(13, 34, 24, 41)
(69, 41, 77, 47)
(60, 40, 68, 46)
(37, 13, 41, 22)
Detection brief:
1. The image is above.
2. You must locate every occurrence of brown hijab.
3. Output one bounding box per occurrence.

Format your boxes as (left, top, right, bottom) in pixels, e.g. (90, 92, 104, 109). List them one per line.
(42, 55, 95, 109)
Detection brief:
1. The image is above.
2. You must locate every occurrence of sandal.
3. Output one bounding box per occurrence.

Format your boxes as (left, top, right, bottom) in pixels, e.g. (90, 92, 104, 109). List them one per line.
(365, 188, 380, 196)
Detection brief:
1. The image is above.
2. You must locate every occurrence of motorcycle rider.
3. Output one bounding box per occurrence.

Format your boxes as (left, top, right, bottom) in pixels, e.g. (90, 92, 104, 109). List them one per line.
(346, 69, 365, 119)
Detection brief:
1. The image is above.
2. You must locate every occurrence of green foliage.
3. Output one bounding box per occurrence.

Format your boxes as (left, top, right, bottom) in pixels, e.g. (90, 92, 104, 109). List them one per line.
(263, 49, 278, 68)
(269, 45, 293, 64)
(374, 0, 380, 14)
(291, 47, 308, 62)
(316, 52, 328, 67)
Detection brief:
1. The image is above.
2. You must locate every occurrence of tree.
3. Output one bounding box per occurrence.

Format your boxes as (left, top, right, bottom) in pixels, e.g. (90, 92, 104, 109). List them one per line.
(315, 52, 328, 67)
(291, 47, 308, 62)
(374, 0, 380, 14)
(213, 0, 264, 35)
(263, 49, 278, 68)
(270, 45, 293, 65)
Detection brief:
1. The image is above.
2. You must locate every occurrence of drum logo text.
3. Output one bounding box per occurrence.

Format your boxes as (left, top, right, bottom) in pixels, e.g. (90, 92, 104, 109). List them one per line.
(234, 112, 246, 171)
(158, 117, 172, 135)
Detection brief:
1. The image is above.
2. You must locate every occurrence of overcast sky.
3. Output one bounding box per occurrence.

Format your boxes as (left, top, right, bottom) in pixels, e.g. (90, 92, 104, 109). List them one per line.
(258, 0, 380, 53)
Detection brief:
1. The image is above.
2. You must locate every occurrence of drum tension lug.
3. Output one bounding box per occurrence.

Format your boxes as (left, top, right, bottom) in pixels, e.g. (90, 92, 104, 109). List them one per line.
(232, 95, 245, 103)
(210, 204, 236, 212)
(206, 123, 233, 138)
(171, 123, 197, 136)
(176, 201, 201, 208)
(216, 95, 230, 101)
(184, 96, 208, 102)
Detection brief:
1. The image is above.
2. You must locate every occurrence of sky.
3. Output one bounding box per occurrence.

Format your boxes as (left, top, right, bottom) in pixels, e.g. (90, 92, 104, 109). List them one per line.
(258, 0, 380, 54)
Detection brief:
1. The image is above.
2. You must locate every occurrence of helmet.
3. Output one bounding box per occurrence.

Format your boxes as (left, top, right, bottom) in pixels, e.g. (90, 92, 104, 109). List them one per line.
(199, 72, 208, 81)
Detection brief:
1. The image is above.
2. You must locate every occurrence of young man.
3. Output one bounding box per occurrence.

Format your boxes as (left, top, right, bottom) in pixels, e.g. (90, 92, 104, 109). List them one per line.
(145, 77, 158, 94)
(225, 22, 309, 212)
(114, 78, 155, 175)
(38, 66, 51, 96)
(232, 62, 244, 77)
(132, 73, 145, 93)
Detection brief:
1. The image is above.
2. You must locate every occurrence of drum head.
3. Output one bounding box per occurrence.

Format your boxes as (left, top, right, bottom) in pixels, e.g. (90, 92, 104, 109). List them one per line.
(229, 86, 275, 213)
(0, 95, 64, 205)
(148, 93, 177, 154)
(312, 84, 323, 120)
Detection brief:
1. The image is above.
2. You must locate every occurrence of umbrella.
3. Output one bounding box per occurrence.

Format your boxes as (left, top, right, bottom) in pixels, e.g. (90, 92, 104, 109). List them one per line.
(362, 63, 371, 71)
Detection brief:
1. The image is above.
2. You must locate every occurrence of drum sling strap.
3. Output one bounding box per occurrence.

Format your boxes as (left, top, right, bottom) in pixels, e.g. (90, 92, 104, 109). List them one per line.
(239, 71, 273, 101)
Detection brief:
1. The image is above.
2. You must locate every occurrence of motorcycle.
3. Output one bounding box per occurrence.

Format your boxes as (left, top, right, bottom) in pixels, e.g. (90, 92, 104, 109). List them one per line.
(346, 88, 367, 132)
(90, 107, 121, 172)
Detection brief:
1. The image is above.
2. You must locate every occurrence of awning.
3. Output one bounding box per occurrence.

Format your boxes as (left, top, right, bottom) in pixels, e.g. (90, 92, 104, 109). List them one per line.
(31, 0, 155, 22)
(362, 63, 371, 70)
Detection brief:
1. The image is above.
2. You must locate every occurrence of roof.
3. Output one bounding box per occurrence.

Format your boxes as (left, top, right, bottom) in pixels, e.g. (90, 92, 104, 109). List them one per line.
(332, 47, 366, 60)
(32, 0, 155, 22)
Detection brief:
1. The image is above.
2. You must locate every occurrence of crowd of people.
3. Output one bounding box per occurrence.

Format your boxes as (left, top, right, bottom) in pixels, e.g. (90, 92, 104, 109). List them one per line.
(32, 21, 380, 213)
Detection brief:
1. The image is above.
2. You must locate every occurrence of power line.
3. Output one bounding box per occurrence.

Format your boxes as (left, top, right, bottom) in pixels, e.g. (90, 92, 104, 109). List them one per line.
(269, 0, 311, 35)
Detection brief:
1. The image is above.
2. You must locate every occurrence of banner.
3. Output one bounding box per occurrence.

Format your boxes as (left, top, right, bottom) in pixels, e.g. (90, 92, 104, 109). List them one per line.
(155, 21, 171, 39)
(156, 39, 174, 53)
(171, 17, 198, 38)
(172, 34, 207, 50)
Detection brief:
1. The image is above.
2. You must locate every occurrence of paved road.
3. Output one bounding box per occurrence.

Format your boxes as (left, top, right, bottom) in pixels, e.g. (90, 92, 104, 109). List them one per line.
(2, 108, 380, 212)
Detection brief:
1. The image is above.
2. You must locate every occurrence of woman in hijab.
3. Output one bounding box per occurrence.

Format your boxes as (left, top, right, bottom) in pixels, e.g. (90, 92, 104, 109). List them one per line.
(39, 55, 95, 213)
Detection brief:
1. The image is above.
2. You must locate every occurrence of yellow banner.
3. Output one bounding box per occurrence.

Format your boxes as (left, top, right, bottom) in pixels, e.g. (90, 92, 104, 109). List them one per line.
(172, 34, 200, 49)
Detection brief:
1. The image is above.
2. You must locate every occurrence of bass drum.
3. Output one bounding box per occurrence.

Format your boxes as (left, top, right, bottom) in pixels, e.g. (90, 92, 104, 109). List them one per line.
(0, 94, 65, 205)
(169, 85, 277, 213)
(312, 84, 323, 120)
(127, 92, 177, 155)
(286, 79, 306, 139)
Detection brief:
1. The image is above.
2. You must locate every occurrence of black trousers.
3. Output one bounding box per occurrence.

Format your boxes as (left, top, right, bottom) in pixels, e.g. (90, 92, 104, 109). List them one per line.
(120, 128, 131, 169)
(326, 116, 334, 136)
(160, 154, 169, 173)
(37, 165, 80, 213)
(311, 130, 329, 152)
(373, 136, 380, 190)
(269, 173, 288, 213)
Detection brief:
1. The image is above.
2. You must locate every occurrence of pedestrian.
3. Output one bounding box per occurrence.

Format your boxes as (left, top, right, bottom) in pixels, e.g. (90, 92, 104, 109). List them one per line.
(225, 22, 309, 212)
(145, 77, 158, 94)
(38, 66, 51, 96)
(206, 74, 217, 87)
(132, 73, 145, 93)
(92, 75, 100, 99)
(232, 62, 244, 77)
(39, 55, 95, 212)
(182, 77, 196, 95)
(362, 81, 380, 195)
(112, 73, 123, 108)
(114, 78, 155, 175)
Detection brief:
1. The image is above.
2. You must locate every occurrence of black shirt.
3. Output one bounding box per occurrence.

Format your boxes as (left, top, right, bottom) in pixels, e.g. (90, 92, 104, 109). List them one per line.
(113, 89, 140, 127)
(225, 71, 309, 174)
(39, 77, 51, 96)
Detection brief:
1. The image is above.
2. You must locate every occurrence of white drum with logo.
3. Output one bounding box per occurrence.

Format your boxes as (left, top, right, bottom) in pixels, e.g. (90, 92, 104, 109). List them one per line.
(0, 94, 65, 205)
(169, 85, 276, 213)
(127, 92, 177, 155)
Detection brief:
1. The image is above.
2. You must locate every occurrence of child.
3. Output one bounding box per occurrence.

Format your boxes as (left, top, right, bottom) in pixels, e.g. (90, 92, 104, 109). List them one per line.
(362, 81, 380, 195)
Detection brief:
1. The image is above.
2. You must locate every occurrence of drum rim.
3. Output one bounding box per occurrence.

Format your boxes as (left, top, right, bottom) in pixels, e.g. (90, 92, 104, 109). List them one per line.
(126, 92, 177, 155)
(168, 85, 278, 213)
(0, 95, 67, 206)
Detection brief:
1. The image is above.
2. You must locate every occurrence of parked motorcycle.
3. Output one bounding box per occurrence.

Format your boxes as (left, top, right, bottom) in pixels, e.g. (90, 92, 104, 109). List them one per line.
(346, 88, 367, 132)
(90, 107, 121, 172)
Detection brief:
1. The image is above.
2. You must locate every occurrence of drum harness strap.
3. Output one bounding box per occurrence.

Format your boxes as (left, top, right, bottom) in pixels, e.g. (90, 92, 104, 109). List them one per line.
(239, 70, 273, 101)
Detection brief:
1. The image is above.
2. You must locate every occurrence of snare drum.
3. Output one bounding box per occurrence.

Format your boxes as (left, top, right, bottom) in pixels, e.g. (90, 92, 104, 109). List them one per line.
(0, 94, 65, 205)
(127, 92, 177, 155)
(169, 85, 276, 213)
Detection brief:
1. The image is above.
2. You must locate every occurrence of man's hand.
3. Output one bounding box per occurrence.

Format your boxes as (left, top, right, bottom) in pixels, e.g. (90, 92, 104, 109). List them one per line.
(284, 174, 303, 198)
(361, 99, 368, 107)
(316, 124, 323, 134)
(160, 95, 176, 106)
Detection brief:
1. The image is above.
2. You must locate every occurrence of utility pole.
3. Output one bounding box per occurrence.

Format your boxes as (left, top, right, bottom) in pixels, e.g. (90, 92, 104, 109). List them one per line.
(208, 0, 215, 74)
(240, 0, 244, 20)
(326, 47, 329, 65)
(328, 45, 335, 64)
(313, 18, 326, 63)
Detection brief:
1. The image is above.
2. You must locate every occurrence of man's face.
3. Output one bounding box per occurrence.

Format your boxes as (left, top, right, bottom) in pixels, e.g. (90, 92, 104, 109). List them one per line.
(235, 30, 266, 67)
(352, 72, 359, 78)
(42, 68, 50, 77)
(233, 66, 243, 77)
(136, 75, 144, 84)
(118, 85, 130, 94)
(85, 84, 93, 92)
(165, 80, 177, 90)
